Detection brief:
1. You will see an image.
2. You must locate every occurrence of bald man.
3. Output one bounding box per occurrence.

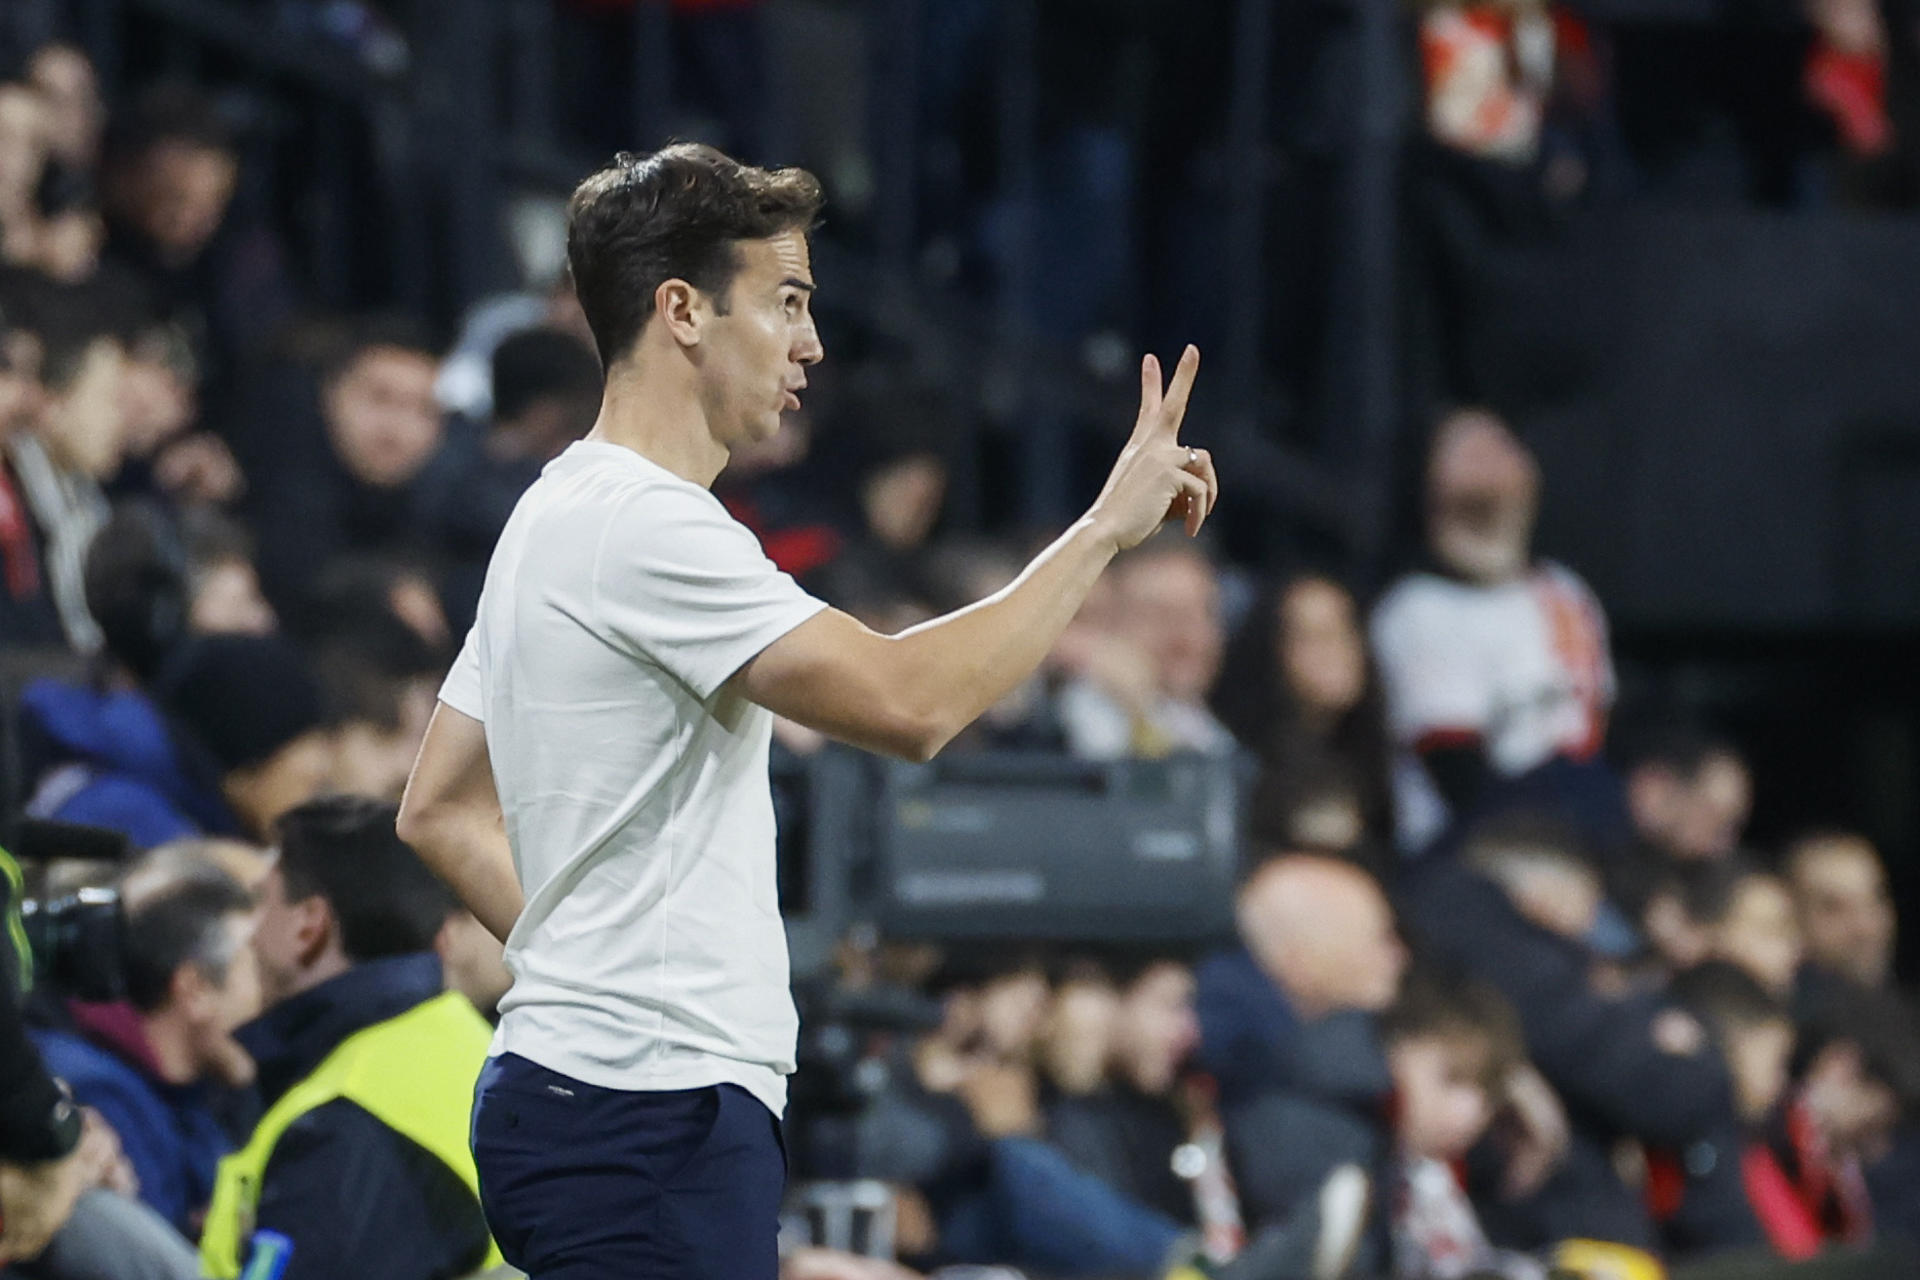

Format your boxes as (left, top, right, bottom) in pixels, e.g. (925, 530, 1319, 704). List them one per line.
(1194, 854, 1406, 1238)
(1235, 855, 1408, 1021)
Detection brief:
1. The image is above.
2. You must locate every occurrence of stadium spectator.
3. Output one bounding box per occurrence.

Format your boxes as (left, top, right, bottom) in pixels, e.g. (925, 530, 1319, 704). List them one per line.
(1037, 961, 1120, 1100)
(1622, 727, 1753, 865)
(5, 276, 131, 653)
(0, 81, 51, 268)
(1752, 986, 1920, 1257)
(203, 796, 500, 1280)
(417, 326, 602, 627)
(1637, 858, 1804, 1000)
(1460, 811, 1604, 944)
(176, 506, 274, 637)
(112, 316, 247, 509)
(21, 627, 328, 849)
(155, 635, 332, 842)
(1061, 533, 1232, 759)
(31, 854, 260, 1236)
(310, 606, 442, 804)
(864, 950, 1366, 1279)
(1418, 0, 1559, 167)
(0, 288, 63, 644)
(715, 396, 842, 586)
(27, 44, 105, 181)
(99, 82, 294, 388)
(1398, 815, 1764, 1254)
(435, 273, 598, 423)
(1704, 867, 1805, 1000)
(1372, 409, 1614, 852)
(1671, 961, 1795, 1134)
(300, 554, 452, 656)
(1659, 962, 1803, 1258)
(808, 376, 961, 613)
(32, 154, 104, 284)
(1195, 855, 1402, 1236)
(1379, 974, 1553, 1280)
(1047, 956, 1201, 1224)
(243, 317, 448, 618)
(1803, 0, 1909, 204)
(1212, 574, 1394, 845)
(1783, 829, 1898, 993)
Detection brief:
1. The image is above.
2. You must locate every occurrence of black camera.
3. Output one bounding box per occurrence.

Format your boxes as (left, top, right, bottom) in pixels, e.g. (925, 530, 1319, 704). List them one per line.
(22, 887, 126, 1004)
(10, 819, 134, 1004)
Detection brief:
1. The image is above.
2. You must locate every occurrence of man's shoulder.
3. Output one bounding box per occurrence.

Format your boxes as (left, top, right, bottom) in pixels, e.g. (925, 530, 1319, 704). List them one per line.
(1372, 570, 1470, 630)
(519, 450, 742, 549)
(31, 1029, 163, 1114)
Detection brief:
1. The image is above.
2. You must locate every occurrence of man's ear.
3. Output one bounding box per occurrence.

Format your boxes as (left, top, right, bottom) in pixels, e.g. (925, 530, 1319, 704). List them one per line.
(170, 963, 211, 1019)
(293, 894, 336, 968)
(655, 278, 705, 348)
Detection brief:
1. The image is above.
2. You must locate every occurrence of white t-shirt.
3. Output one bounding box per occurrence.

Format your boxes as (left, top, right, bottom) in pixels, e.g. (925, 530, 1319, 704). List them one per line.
(1370, 563, 1613, 851)
(440, 440, 826, 1115)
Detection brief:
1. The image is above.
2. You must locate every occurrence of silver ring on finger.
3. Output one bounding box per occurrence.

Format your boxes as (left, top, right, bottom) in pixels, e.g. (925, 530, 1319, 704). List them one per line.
(1186, 446, 1198, 467)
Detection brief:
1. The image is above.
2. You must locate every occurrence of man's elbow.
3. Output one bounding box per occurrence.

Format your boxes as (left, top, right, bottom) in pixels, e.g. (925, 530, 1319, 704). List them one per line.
(394, 794, 441, 851)
(877, 704, 957, 764)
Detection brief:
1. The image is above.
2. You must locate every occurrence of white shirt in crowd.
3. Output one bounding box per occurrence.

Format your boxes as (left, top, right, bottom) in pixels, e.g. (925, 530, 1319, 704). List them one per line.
(1056, 680, 1236, 760)
(1370, 563, 1613, 852)
(440, 440, 826, 1116)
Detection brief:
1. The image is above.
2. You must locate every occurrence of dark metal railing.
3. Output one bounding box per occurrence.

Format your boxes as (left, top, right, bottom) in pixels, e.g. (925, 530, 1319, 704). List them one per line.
(30, 0, 1386, 568)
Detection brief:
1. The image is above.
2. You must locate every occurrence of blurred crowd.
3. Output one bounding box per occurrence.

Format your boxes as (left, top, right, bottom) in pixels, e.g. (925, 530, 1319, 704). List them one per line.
(0, 10, 1917, 1280)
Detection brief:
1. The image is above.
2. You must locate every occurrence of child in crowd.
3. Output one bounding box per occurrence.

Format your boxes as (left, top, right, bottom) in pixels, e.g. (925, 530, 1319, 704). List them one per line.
(1381, 975, 1548, 1280)
(1674, 961, 1918, 1260)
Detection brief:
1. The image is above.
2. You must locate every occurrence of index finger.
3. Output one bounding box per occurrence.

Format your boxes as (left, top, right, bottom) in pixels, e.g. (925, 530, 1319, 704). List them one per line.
(1133, 353, 1164, 432)
(1157, 345, 1200, 436)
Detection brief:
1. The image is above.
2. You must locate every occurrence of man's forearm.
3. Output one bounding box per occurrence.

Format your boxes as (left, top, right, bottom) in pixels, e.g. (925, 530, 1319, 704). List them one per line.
(887, 516, 1115, 752)
(411, 818, 523, 944)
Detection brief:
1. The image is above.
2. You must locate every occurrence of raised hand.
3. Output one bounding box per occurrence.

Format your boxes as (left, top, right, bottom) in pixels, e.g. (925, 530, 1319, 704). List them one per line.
(1088, 345, 1217, 552)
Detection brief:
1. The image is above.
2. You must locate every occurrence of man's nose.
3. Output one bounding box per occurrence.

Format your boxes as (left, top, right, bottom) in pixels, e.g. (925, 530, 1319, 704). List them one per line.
(794, 321, 824, 366)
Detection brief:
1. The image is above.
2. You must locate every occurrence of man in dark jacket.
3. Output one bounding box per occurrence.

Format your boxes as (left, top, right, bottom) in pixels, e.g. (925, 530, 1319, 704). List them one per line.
(239, 318, 447, 622)
(1397, 827, 1765, 1257)
(1, 840, 204, 1278)
(414, 327, 602, 632)
(199, 795, 497, 1280)
(1195, 855, 1404, 1239)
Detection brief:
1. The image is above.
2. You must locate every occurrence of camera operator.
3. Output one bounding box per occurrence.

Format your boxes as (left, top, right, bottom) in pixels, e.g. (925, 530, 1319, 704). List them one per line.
(31, 851, 260, 1238)
(0, 840, 153, 1271)
(3, 831, 210, 1280)
(0, 837, 91, 1263)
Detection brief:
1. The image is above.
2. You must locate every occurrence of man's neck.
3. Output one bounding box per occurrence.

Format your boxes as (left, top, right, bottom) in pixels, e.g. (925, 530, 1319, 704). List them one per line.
(280, 950, 354, 1005)
(588, 352, 729, 488)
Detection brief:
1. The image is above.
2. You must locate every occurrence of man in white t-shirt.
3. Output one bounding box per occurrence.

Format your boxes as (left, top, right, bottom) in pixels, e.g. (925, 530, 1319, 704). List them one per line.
(394, 143, 1216, 1280)
(1371, 408, 1614, 852)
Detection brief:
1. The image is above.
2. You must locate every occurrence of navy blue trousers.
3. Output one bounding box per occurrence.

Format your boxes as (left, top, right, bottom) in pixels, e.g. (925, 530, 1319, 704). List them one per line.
(471, 1053, 786, 1279)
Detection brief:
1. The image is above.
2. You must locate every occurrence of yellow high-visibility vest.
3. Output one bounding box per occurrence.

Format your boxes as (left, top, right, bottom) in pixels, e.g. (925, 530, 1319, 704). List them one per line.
(200, 989, 505, 1278)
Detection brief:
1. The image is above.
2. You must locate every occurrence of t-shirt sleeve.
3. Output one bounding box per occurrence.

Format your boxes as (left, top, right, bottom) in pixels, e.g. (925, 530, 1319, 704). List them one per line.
(596, 485, 828, 700)
(438, 625, 483, 720)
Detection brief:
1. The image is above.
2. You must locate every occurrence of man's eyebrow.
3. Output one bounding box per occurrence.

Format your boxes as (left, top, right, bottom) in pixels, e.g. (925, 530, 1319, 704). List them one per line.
(780, 277, 817, 293)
